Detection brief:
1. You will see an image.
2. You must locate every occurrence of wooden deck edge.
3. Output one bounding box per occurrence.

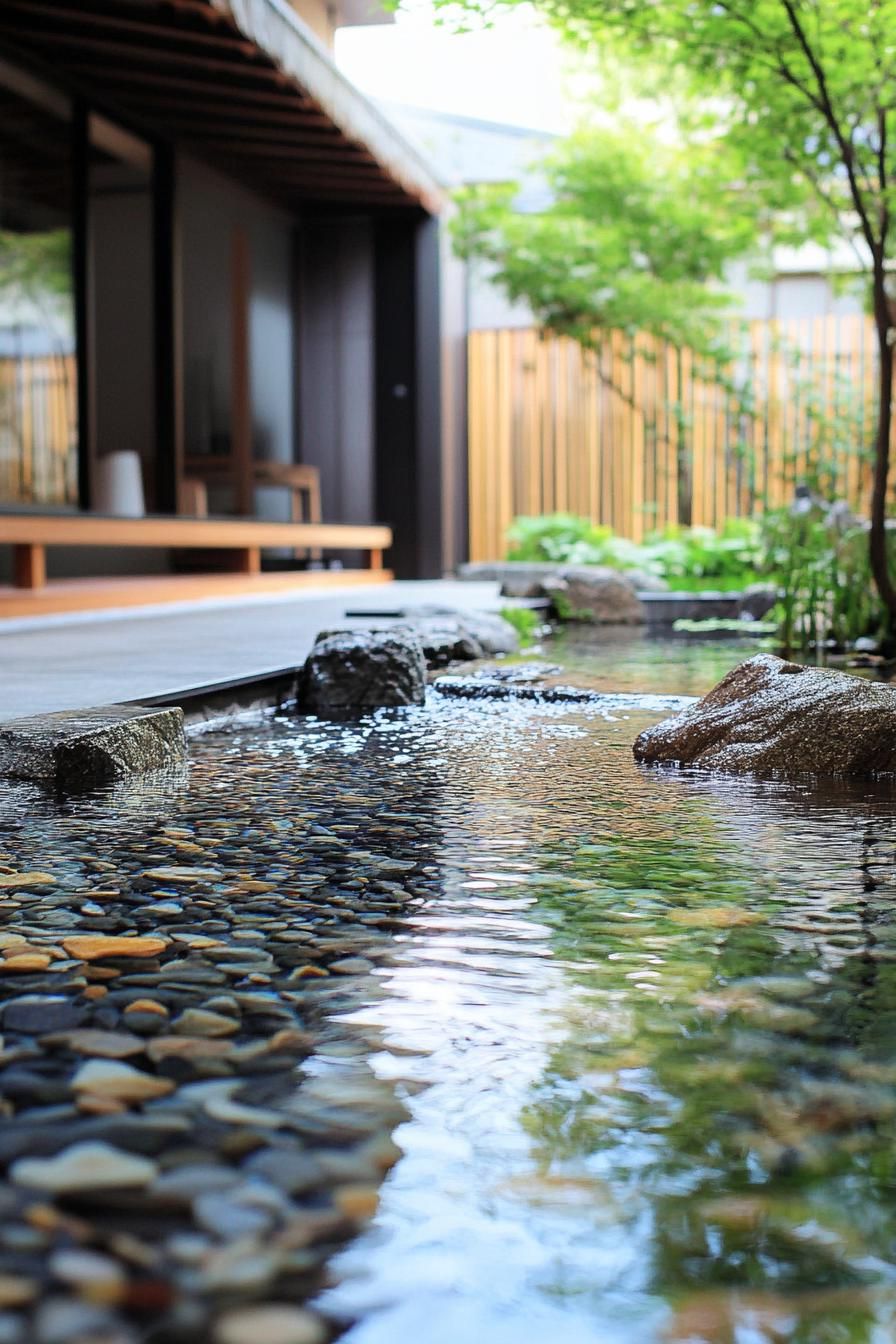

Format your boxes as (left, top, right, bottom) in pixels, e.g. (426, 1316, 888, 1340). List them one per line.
(0, 569, 393, 619)
(0, 514, 392, 550)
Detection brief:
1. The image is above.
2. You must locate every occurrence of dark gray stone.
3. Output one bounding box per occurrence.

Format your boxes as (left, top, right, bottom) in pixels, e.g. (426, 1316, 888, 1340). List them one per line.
(2, 997, 87, 1035)
(298, 628, 426, 713)
(456, 611, 520, 655)
(411, 616, 485, 666)
(641, 592, 744, 624)
(457, 560, 668, 602)
(634, 653, 896, 775)
(0, 705, 186, 789)
(372, 610, 520, 667)
(243, 1148, 322, 1194)
(457, 561, 558, 598)
(738, 584, 780, 620)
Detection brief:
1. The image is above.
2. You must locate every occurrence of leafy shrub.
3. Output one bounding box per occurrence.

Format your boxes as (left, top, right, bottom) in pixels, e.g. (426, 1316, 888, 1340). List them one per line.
(505, 514, 615, 566)
(499, 606, 541, 644)
(503, 513, 762, 591)
(759, 501, 886, 652)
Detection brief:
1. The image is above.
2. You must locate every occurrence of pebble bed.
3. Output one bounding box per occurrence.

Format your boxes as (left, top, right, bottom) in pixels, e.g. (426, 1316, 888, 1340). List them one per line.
(0, 709, 446, 1344)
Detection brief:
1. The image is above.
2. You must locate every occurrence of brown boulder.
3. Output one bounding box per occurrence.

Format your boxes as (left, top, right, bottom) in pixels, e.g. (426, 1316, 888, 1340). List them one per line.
(542, 567, 645, 623)
(633, 654, 896, 775)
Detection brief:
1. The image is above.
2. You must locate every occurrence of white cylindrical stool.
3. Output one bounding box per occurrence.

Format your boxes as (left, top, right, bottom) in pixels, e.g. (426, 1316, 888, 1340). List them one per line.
(94, 451, 146, 517)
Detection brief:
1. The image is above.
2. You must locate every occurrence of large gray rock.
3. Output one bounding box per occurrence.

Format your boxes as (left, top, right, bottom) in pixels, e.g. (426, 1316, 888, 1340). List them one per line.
(457, 561, 555, 598)
(455, 611, 519, 655)
(298, 628, 426, 713)
(411, 616, 486, 667)
(366, 610, 520, 667)
(457, 560, 667, 601)
(0, 705, 185, 789)
(633, 653, 896, 775)
(542, 567, 646, 623)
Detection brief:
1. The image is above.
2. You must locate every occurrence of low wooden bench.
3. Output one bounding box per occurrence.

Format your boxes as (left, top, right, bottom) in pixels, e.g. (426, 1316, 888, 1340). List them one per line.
(0, 514, 391, 590)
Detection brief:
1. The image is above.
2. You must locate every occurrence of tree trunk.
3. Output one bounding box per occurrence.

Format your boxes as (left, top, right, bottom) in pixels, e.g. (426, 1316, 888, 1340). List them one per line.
(868, 268, 896, 625)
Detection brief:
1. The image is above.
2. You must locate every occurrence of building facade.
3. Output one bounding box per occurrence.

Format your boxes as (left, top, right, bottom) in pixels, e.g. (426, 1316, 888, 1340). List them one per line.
(0, 0, 452, 582)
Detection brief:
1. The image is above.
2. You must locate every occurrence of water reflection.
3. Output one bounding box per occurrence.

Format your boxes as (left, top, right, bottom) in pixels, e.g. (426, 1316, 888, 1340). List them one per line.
(316, 698, 896, 1344)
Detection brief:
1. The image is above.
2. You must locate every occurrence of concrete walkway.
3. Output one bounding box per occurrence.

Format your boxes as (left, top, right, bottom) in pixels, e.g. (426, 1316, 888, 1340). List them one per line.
(0, 580, 504, 721)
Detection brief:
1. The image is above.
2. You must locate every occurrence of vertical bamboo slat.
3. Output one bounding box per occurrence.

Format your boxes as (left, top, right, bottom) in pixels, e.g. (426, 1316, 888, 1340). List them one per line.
(466, 317, 893, 562)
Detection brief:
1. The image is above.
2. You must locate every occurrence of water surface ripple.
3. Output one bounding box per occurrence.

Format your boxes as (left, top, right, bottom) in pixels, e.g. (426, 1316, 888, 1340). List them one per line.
(3, 650, 896, 1344)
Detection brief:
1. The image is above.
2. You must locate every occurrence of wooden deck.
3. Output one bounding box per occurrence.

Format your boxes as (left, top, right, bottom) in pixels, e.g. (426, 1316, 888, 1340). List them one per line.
(0, 568, 392, 619)
(0, 513, 393, 618)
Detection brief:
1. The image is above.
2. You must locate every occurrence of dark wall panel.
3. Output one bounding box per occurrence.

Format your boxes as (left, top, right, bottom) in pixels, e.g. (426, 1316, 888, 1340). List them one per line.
(373, 213, 443, 579)
(295, 216, 375, 531)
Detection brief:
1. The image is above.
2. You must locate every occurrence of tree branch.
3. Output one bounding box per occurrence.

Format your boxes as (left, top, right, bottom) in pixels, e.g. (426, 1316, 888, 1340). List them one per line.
(778, 0, 880, 258)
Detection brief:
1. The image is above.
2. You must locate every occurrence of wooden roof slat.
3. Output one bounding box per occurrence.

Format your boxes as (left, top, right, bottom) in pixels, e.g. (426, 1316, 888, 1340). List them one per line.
(202, 141, 378, 164)
(10, 29, 292, 87)
(1, 0, 442, 214)
(61, 63, 324, 111)
(0, 0, 257, 55)
(118, 97, 344, 133)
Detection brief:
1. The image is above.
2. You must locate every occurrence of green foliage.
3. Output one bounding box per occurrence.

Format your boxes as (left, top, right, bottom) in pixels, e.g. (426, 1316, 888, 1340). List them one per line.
(505, 513, 763, 590)
(441, 0, 896, 617)
(451, 119, 756, 356)
(673, 617, 778, 635)
(760, 502, 885, 653)
(470, 0, 896, 280)
(506, 513, 613, 565)
(0, 230, 72, 307)
(499, 605, 541, 644)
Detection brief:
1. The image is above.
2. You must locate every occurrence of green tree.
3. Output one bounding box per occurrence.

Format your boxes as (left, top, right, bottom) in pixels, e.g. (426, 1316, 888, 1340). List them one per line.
(447, 0, 896, 623)
(453, 117, 758, 357)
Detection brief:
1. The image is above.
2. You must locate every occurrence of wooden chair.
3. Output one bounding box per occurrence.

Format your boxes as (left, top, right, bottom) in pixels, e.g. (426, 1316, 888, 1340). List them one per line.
(182, 458, 322, 560)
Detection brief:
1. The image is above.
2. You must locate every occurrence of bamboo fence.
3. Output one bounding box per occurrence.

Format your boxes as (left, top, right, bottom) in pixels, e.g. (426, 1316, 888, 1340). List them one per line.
(0, 353, 78, 507)
(467, 315, 881, 562)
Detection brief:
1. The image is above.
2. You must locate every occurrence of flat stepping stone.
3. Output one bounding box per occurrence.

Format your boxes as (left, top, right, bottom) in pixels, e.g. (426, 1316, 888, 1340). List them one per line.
(0, 705, 185, 789)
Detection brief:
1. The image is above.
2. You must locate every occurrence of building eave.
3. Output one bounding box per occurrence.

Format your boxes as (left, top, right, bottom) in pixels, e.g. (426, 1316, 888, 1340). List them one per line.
(211, 0, 445, 213)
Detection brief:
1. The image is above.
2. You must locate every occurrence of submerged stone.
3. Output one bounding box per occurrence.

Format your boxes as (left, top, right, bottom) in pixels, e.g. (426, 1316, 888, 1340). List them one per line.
(213, 1304, 327, 1344)
(298, 628, 426, 713)
(634, 653, 896, 774)
(10, 1142, 157, 1193)
(0, 705, 186, 789)
(62, 936, 169, 962)
(71, 1060, 175, 1104)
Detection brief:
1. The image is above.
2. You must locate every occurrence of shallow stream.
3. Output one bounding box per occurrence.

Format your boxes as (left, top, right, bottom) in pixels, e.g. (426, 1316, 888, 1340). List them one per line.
(2, 635, 896, 1343)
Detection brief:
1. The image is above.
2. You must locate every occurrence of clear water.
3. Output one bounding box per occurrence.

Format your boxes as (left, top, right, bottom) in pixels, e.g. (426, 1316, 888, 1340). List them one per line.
(6, 636, 896, 1343)
(305, 694, 896, 1344)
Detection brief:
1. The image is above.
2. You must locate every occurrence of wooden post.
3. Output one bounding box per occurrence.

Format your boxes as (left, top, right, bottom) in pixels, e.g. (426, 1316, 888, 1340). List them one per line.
(231, 228, 253, 517)
(368, 548, 383, 571)
(153, 140, 184, 514)
(234, 545, 261, 574)
(13, 544, 46, 590)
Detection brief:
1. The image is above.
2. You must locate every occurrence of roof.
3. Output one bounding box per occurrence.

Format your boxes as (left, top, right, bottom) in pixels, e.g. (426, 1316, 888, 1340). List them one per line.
(0, 0, 444, 214)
